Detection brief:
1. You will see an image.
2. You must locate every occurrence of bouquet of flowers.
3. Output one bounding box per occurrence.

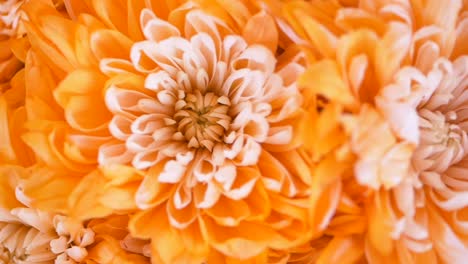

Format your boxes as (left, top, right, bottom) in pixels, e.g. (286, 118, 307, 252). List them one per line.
(0, 0, 467, 263)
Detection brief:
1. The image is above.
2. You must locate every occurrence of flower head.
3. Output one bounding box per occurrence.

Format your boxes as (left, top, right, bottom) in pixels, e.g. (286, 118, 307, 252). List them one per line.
(17, 0, 317, 262)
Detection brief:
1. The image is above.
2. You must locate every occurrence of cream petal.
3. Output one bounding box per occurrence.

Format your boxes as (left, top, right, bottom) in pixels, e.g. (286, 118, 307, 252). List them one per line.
(354, 159, 380, 189)
(145, 71, 178, 91)
(140, 9, 180, 42)
(191, 32, 217, 77)
(243, 114, 269, 142)
(348, 54, 368, 96)
(236, 137, 262, 166)
(99, 58, 136, 76)
(98, 142, 134, 165)
(276, 63, 304, 87)
(224, 177, 257, 201)
(126, 134, 157, 152)
(429, 204, 468, 263)
(223, 135, 244, 160)
(267, 96, 301, 123)
(173, 182, 192, 209)
(105, 86, 152, 114)
(222, 69, 265, 103)
(108, 114, 133, 140)
(194, 182, 221, 209)
(214, 162, 237, 191)
(149, 37, 192, 76)
(430, 190, 468, 211)
(50, 236, 68, 254)
(232, 45, 276, 76)
(158, 159, 187, 183)
(193, 159, 215, 182)
(130, 40, 160, 73)
(9, 208, 54, 233)
(376, 98, 419, 144)
(184, 10, 231, 47)
(131, 114, 166, 134)
(152, 126, 177, 142)
(415, 41, 441, 73)
(78, 228, 94, 247)
(379, 4, 413, 27)
(379, 142, 413, 189)
(65, 246, 87, 262)
(132, 149, 161, 170)
(403, 219, 429, 241)
(265, 126, 293, 145)
(231, 101, 253, 129)
(221, 35, 247, 64)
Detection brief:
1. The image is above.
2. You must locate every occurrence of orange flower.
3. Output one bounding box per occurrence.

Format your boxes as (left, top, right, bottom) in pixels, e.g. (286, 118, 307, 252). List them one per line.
(1, 165, 114, 264)
(278, 0, 468, 262)
(15, 0, 323, 262)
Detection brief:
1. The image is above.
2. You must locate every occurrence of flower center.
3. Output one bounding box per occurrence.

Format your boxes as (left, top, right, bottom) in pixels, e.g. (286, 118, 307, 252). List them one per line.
(415, 108, 467, 173)
(173, 90, 232, 150)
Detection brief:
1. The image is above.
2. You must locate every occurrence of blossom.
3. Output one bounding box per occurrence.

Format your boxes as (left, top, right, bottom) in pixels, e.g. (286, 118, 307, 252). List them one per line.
(101, 6, 311, 263)
(15, 0, 325, 262)
(276, 0, 468, 262)
(1, 0, 466, 262)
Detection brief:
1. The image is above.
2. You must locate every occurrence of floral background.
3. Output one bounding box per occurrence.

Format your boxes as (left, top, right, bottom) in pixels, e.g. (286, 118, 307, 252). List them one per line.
(0, 0, 467, 263)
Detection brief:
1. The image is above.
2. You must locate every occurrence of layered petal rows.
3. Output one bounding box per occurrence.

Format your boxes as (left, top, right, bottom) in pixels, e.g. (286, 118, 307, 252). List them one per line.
(0, 0, 467, 263)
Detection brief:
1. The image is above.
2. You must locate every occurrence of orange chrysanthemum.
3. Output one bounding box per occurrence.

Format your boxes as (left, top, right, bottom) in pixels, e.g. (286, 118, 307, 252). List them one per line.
(8, 0, 341, 263)
(275, 0, 468, 263)
(1, 0, 467, 263)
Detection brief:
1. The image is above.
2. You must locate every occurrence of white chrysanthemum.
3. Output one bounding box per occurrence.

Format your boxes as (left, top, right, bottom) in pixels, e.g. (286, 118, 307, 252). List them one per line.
(0, 208, 57, 264)
(49, 215, 95, 264)
(98, 8, 303, 219)
(376, 55, 468, 260)
(413, 56, 468, 211)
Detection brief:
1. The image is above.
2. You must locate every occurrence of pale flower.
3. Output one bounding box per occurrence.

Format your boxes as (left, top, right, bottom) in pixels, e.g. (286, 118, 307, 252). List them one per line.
(0, 208, 58, 264)
(49, 215, 95, 264)
(276, 0, 468, 262)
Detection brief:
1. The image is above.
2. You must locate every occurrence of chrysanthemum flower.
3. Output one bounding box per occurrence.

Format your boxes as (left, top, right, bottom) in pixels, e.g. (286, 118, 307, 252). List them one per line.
(14, 0, 332, 262)
(0, 166, 99, 264)
(275, 0, 468, 262)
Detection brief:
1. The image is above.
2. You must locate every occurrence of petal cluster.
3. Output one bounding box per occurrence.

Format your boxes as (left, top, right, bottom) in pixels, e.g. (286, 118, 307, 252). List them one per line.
(0, 0, 467, 263)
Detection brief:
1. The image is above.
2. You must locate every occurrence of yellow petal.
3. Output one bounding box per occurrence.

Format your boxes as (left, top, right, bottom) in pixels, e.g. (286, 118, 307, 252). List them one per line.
(299, 60, 355, 107)
(316, 236, 364, 264)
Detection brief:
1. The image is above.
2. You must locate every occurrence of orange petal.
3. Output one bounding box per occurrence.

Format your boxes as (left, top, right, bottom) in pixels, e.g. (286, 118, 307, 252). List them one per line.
(91, 0, 128, 34)
(242, 11, 278, 54)
(68, 170, 114, 220)
(299, 60, 355, 107)
(167, 192, 198, 229)
(18, 166, 80, 213)
(90, 29, 133, 60)
(375, 22, 411, 86)
(200, 216, 284, 259)
(309, 180, 342, 232)
(204, 195, 250, 227)
(367, 190, 396, 256)
(135, 161, 175, 210)
(316, 236, 364, 264)
(54, 69, 110, 132)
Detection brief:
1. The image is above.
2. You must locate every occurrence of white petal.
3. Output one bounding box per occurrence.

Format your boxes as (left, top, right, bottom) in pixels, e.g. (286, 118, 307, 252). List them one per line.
(158, 159, 186, 183)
